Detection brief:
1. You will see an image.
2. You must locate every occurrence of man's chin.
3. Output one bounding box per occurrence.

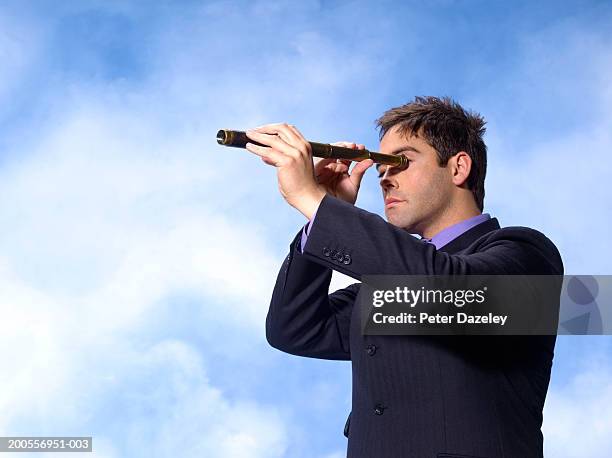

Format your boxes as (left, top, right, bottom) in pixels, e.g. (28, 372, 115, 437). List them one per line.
(386, 215, 417, 233)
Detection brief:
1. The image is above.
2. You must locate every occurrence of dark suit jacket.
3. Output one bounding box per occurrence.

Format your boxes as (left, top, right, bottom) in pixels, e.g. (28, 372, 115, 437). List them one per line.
(266, 195, 563, 458)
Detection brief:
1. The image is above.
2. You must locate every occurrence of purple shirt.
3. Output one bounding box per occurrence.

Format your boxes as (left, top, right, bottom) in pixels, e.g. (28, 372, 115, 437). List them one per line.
(422, 213, 491, 249)
(300, 208, 318, 253)
(300, 209, 491, 253)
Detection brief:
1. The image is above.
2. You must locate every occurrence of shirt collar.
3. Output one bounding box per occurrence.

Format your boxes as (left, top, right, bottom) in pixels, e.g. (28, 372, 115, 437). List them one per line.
(421, 213, 492, 249)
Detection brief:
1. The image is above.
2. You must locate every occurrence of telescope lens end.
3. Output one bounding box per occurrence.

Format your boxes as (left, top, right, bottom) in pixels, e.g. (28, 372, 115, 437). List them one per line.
(216, 129, 230, 145)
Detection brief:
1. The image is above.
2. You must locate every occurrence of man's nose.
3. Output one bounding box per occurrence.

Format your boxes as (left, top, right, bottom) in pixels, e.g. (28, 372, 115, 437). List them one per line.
(380, 171, 396, 191)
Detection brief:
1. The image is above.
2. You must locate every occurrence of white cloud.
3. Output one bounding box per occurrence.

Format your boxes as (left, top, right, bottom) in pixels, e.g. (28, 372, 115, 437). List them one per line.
(0, 89, 290, 452)
(543, 341, 612, 457)
(0, 106, 281, 324)
(111, 340, 289, 458)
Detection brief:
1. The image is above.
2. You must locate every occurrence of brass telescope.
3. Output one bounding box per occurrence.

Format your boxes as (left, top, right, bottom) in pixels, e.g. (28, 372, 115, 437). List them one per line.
(216, 129, 408, 169)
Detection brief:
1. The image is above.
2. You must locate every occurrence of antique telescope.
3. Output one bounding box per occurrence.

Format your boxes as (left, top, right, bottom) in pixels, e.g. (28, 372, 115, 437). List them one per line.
(216, 129, 408, 169)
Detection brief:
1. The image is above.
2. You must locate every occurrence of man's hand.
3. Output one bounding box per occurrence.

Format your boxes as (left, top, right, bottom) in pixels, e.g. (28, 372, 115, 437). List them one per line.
(313, 142, 373, 205)
(245, 123, 326, 219)
(245, 124, 373, 218)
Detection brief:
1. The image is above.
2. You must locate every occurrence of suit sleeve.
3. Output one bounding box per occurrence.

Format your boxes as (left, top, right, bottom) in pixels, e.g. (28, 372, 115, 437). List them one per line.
(301, 194, 562, 277)
(266, 229, 358, 360)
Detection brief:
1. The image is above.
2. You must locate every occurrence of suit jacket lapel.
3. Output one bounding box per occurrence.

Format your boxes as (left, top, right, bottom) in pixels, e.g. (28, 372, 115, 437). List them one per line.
(438, 217, 501, 254)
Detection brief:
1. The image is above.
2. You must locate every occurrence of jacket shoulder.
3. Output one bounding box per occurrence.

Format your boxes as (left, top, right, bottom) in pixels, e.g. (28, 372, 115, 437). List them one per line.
(474, 225, 564, 275)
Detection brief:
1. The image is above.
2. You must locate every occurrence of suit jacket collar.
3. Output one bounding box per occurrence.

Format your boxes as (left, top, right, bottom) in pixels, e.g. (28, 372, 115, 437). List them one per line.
(438, 217, 501, 254)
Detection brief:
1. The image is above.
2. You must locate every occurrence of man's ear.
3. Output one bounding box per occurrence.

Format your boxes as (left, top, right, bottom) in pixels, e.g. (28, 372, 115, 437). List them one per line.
(451, 152, 472, 187)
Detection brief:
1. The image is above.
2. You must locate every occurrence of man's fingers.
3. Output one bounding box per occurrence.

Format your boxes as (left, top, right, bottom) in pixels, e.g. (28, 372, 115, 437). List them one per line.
(350, 159, 374, 184)
(329, 162, 349, 174)
(245, 142, 290, 166)
(246, 130, 301, 159)
(286, 124, 306, 141)
(331, 141, 357, 148)
(314, 157, 336, 168)
(251, 123, 303, 151)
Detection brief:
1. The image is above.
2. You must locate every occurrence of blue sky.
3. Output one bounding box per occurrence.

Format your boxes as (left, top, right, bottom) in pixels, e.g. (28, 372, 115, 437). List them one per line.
(0, 1, 611, 457)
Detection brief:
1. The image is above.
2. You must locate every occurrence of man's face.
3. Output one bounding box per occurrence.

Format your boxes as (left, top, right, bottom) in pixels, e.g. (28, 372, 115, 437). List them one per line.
(377, 125, 454, 235)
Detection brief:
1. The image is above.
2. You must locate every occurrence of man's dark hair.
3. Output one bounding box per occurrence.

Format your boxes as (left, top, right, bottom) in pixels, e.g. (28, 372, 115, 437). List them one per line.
(375, 96, 487, 212)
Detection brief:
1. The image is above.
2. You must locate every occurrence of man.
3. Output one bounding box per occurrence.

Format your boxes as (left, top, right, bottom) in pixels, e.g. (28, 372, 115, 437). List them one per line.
(245, 96, 563, 458)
